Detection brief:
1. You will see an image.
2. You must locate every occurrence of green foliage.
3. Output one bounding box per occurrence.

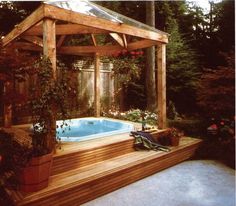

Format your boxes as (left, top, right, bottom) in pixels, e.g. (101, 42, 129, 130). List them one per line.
(167, 101, 178, 120)
(103, 108, 158, 126)
(0, 2, 40, 35)
(197, 51, 235, 118)
(29, 56, 72, 155)
(168, 119, 207, 138)
(108, 50, 143, 86)
(102, 50, 144, 110)
(0, 130, 31, 187)
(166, 19, 200, 114)
(217, 0, 235, 52)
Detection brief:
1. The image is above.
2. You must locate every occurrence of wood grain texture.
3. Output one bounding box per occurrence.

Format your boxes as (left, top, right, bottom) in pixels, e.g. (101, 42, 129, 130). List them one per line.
(2, 5, 44, 47)
(94, 54, 101, 117)
(21, 36, 43, 47)
(44, 4, 168, 44)
(43, 18, 56, 79)
(24, 24, 109, 36)
(7, 136, 202, 206)
(157, 44, 167, 129)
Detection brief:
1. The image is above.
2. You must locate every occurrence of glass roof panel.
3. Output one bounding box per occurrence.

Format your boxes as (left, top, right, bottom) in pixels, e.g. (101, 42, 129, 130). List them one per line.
(44, 0, 167, 35)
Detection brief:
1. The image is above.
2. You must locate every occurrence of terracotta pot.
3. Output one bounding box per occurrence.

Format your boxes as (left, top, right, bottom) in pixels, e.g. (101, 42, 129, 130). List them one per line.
(19, 152, 53, 192)
(170, 136, 180, 146)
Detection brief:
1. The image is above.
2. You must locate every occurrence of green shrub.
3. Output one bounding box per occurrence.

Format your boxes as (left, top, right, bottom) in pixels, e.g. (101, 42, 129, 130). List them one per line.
(168, 119, 207, 138)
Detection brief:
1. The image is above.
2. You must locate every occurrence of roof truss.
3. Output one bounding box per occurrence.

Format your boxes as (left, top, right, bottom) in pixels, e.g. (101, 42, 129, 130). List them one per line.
(2, 3, 168, 54)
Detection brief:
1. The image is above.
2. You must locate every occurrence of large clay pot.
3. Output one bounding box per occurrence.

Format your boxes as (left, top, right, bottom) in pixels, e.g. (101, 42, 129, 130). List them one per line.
(19, 152, 53, 192)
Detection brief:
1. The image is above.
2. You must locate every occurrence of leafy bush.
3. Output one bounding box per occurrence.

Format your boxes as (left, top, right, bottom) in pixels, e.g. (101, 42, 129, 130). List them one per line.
(197, 51, 235, 118)
(103, 108, 158, 126)
(0, 130, 31, 188)
(168, 119, 207, 138)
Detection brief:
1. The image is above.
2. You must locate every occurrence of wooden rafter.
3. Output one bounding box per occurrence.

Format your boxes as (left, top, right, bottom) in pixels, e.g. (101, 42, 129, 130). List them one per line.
(44, 4, 168, 43)
(127, 39, 158, 50)
(91, 34, 97, 46)
(109, 33, 124, 47)
(21, 35, 43, 47)
(24, 24, 109, 36)
(57, 35, 66, 48)
(10, 42, 42, 52)
(12, 40, 159, 55)
(59, 45, 123, 55)
(122, 34, 127, 48)
(2, 5, 45, 47)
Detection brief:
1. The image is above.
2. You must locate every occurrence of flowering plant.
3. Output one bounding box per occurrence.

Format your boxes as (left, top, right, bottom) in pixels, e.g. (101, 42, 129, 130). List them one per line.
(207, 117, 235, 141)
(103, 108, 158, 126)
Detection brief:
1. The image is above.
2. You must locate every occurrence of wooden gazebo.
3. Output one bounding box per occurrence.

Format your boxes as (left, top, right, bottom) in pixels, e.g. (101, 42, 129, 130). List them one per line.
(1, 0, 168, 128)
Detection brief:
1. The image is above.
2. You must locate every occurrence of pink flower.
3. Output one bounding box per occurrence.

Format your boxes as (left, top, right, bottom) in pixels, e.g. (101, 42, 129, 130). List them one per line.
(220, 121, 225, 125)
(210, 124, 218, 129)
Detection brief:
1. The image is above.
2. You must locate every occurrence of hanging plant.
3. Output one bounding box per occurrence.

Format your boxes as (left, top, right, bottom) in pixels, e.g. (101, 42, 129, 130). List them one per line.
(109, 49, 144, 86)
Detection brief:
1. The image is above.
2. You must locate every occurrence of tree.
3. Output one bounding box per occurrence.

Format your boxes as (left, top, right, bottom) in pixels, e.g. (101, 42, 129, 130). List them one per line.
(0, 2, 39, 35)
(166, 19, 200, 114)
(197, 51, 235, 118)
(145, 1, 156, 111)
(216, 0, 235, 52)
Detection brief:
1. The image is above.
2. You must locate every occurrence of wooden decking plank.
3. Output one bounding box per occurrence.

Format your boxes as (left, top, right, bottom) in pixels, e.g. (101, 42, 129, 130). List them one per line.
(18, 141, 200, 206)
(8, 137, 201, 205)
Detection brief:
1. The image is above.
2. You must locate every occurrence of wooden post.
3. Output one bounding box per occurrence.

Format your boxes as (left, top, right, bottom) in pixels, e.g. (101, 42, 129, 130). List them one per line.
(43, 18, 56, 79)
(43, 18, 56, 151)
(157, 44, 166, 129)
(3, 81, 12, 127)
(94, 53, 101, 117)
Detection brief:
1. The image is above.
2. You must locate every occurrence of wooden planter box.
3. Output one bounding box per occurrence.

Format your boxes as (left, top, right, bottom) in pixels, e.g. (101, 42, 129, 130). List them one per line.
(19, 152, 53, 192)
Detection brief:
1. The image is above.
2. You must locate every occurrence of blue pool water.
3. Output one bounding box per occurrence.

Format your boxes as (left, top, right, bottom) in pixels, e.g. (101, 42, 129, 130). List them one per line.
(57, 118, 134, 142)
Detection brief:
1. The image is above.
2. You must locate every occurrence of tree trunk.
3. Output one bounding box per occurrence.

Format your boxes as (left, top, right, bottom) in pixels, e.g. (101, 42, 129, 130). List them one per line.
(145, 1, 156, 112)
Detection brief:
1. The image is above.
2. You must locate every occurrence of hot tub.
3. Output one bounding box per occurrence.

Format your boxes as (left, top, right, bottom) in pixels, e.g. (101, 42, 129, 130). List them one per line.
(57, 117, 134, 142)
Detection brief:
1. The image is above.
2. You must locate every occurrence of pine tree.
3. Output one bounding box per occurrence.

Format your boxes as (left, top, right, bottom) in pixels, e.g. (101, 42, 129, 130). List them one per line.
(166, 19, 200, 114)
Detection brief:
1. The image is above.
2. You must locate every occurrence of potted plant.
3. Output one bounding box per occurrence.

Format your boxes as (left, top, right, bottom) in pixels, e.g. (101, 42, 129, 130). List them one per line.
(0, 56, 73, 192)
(168, 127, 184, 146)
(19, 56, 72, 192)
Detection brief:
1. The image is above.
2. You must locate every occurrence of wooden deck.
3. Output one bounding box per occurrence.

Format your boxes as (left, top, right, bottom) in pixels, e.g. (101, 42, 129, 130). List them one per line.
(6, 132, 202, 206)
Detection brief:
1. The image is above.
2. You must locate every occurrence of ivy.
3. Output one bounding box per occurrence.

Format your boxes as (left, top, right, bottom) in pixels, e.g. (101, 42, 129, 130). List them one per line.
(28, 56, 74, 156)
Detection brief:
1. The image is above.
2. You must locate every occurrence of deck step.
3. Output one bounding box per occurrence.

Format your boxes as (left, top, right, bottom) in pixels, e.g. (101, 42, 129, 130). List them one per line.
(52, 133, 134, 175)
(7, 137, 202, 206)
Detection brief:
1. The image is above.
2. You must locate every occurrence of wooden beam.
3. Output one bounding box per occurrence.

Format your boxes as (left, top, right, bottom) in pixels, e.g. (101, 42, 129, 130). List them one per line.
(91, 34, 97, 46)
(10, 42, 42, 52)
(157, 44, 166, 129)
(21, 35, 43, 47)
(44, 4, 168, 43)
(57, 35, 66, 48)
(43, 18, 56, 79)
(2, 5, 44, 47)
(59, 45, 122, 55)
(109, 33, 124, 47)
(94, 53, 101, 117)
(127, 39, 158, 50)
(24, 24, 109, 36)
(122, 34, 127, 48)
(10, 42, 92, 56)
